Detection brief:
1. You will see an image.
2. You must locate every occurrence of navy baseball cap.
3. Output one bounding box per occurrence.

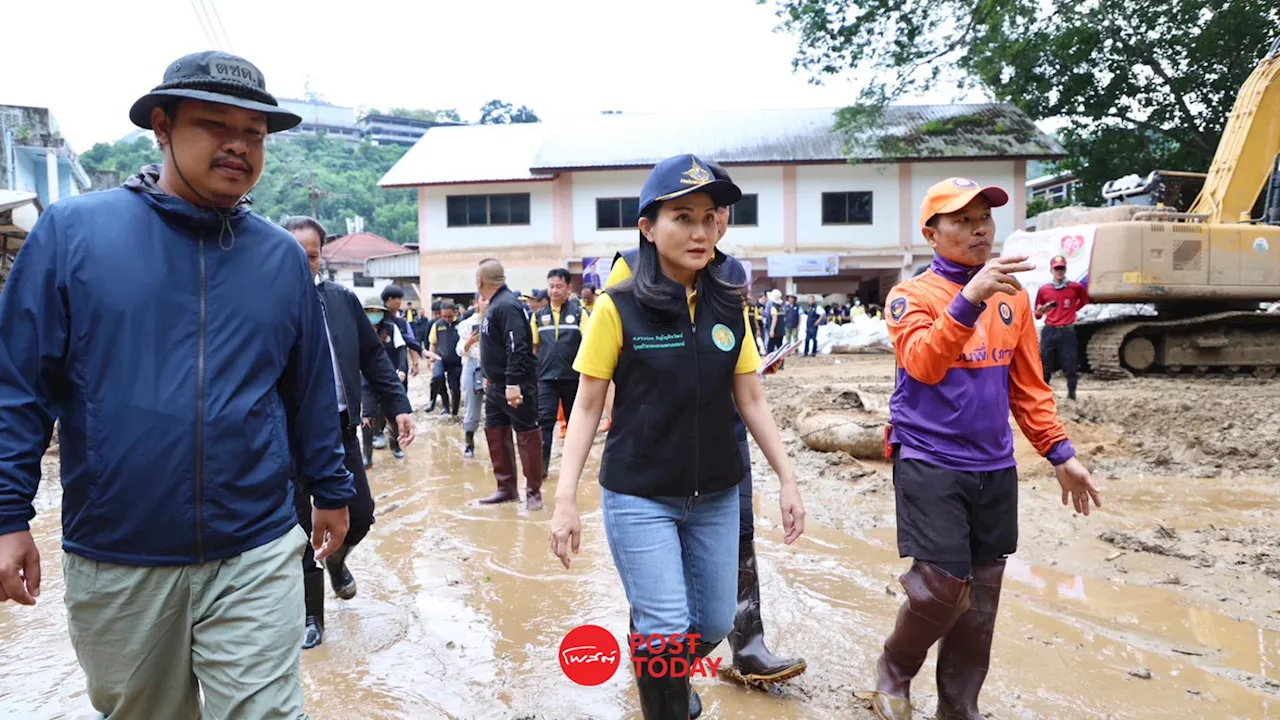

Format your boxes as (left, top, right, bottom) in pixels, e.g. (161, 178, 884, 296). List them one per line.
(639, 154, 743, 216)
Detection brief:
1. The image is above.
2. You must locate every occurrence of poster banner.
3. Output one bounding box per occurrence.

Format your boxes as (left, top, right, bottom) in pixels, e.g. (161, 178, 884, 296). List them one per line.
(767, 254, 840, 278)
(1001, 225, 1095, 298)
(581, 256, 614, 290)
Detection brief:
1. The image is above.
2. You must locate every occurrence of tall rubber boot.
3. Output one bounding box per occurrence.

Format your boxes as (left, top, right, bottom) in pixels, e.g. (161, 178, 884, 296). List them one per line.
(541, 425, 554, 483)
(869, 562, 972, 720)
(302, 569, 325, 649)
(633, 642, 692, 720)
(449, 376, 461, 418)
(935, 560, 1006, 720)
(515, 429, 545, 511)
(464, 430, 475, 458)
(324, 543, 357, 600)
(479, 427, 519, 504)
(362, 426, 374, 469)
(727, 536, 807, 687)
(689, 627, 722, 719)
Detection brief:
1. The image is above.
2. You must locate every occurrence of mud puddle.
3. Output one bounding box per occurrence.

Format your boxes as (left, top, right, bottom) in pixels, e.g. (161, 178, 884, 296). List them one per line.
(3, 380, 1280, 718)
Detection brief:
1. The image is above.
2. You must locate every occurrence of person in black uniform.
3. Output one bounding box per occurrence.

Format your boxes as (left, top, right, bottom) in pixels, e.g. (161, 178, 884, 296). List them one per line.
(428, 300, 464, 417)
(476, 257, 544, 510)
(371, 286, 421, 455)
(286, 216, 414, 649)
(532, 268, 587, 480)
(361, 297, 411, 465)
(550, 154, 806, 719)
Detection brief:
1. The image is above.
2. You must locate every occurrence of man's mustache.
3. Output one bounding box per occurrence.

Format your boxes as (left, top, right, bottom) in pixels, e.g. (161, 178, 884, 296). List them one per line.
(211, 155, 254, 173)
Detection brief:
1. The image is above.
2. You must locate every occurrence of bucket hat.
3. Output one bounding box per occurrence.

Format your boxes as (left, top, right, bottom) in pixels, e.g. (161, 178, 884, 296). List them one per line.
(129, 51, 302, 133)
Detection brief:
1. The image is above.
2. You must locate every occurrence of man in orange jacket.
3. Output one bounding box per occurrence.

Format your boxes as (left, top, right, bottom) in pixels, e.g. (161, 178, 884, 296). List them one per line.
(869, 178, 1103, 720)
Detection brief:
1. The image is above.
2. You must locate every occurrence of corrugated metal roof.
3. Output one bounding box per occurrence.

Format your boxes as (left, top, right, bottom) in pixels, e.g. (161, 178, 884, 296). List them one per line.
(529, 104, 1064, 170)
(365, 251, 420, 278)
(378, 123, 553, 188)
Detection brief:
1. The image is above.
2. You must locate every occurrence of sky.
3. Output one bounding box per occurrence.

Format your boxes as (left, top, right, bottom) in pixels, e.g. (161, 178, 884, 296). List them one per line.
(7, 0, 989, 153)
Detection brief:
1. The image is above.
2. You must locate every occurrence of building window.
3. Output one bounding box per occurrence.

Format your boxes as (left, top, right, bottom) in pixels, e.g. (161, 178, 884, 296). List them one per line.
(446, 193, 531, 227)
(596, 197, 641, 230)
(352, 272, 375, 288)
(821, 192, 874, 225)
(728, 194, 759, 226)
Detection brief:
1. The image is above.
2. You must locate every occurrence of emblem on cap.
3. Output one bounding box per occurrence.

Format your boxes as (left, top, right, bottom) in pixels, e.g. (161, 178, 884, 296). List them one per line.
(711, 323, 736, 352)
(680, 159, 713, 186)
(952, 178, 977, 189)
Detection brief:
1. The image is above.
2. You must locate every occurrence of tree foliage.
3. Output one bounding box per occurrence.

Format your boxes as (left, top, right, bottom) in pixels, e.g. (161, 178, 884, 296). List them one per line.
(763, 0, 1280, 202)
(479, 99, 540, 124)
(79, 133, 418, 243)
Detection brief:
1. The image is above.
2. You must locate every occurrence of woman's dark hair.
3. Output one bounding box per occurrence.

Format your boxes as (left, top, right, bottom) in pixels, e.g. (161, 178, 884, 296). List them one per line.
(381, 285, 405, 303)
(616, 201, 746, 322)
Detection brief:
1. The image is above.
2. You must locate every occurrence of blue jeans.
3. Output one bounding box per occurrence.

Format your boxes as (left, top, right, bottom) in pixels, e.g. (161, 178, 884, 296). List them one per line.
(602, 486, 740, 645)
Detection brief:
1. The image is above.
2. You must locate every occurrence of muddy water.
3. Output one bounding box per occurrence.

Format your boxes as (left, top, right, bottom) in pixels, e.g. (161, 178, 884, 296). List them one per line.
(2, 421, 1279, 719)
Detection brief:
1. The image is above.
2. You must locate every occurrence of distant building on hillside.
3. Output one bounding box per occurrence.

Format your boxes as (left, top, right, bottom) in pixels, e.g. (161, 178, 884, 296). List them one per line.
(321, 231, 414, 295)
(1, 104, 92, 208)
(275, 98, 461, 146)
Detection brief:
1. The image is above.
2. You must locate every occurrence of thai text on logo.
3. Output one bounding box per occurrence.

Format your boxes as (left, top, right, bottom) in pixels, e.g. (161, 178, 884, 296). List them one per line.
(559, 625, 621, 686)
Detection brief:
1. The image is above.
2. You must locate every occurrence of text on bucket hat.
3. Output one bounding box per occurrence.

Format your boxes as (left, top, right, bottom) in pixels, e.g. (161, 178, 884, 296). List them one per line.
(918, 177, 1010, 230)
(129, 51, 302, 134)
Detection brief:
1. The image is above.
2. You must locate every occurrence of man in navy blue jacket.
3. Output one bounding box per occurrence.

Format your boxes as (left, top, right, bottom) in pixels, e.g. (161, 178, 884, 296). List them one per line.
(0, 51, 352, 719)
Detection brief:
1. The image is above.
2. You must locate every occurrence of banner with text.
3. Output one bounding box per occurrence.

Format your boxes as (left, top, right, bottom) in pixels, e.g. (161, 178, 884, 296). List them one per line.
(767, 254, 840, 278)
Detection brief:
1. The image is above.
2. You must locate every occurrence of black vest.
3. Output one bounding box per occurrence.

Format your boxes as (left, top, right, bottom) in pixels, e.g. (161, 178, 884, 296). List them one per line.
(534, 300, 585, 380)
(599, 286, 746, 498)
(432, 318, 461, 363)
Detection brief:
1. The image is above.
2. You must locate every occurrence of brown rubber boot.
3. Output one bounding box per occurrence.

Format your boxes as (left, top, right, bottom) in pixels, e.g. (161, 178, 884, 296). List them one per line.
(869, 562, 972, 720)
(728, 536, 807, 688)
(936, 559, 1006, 720)
(515, 429, 545, 510)
(479, 427, 519, 504)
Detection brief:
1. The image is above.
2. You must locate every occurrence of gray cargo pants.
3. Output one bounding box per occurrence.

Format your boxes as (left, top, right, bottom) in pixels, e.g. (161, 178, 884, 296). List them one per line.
(62, 526, 310, 720)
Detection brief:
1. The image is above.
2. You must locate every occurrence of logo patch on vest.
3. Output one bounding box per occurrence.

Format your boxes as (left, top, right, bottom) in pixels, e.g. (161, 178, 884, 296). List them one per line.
(998, 301, 1013, 326)
(541, 315, 552, 325)
(711, 324, 736, 352)
(564, 314, 575, 324)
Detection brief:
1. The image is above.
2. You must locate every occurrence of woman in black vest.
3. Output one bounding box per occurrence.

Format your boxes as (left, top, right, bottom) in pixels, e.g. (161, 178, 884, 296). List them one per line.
(550, 154, 805, 719)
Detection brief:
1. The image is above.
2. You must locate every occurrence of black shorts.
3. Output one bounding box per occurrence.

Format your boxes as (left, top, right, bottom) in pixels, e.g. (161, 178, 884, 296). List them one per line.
(893, 454, 1018, 564)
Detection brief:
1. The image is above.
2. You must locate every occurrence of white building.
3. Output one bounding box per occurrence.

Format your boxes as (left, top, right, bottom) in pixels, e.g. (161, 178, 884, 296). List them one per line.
(379, 104, 1065, 304)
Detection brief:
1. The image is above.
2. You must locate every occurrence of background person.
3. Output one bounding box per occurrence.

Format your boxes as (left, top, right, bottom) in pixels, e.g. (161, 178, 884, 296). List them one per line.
(457, 293, 489, 458)
(532, 268, 588, 481)
(285, 215, 414, 649)
(428, 300, 464, 417)
(1035, 254, 1090, 401)
(551, 155, 806, 719)
(476, 258, 544, 510)
(361, 297, 411, 465)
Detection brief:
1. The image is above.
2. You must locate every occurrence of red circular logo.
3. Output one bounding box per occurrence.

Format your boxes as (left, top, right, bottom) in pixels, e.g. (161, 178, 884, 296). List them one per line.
(559, 624, 622, 686)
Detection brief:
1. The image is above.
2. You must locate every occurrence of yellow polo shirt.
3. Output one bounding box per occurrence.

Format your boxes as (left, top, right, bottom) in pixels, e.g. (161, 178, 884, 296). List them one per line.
(575, 257, 762, 379)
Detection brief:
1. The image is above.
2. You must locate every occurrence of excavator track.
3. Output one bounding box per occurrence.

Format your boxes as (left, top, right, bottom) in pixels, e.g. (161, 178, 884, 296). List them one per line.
(1084, 311, 1280, 379)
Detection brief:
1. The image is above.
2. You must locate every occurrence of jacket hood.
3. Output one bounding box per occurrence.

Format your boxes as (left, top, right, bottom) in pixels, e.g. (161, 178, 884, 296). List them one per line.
(124, 164, 253, 235)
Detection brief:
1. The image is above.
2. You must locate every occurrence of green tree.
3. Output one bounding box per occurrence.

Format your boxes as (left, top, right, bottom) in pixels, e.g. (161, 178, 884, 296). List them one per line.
(79, 133, 419, 243)
(763, 0, 1280, 202)
(478, 99, 540, 124)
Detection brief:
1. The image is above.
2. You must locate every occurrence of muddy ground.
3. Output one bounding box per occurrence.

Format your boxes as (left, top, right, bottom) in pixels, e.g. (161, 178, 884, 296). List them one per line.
(2, 358, 1279, 719)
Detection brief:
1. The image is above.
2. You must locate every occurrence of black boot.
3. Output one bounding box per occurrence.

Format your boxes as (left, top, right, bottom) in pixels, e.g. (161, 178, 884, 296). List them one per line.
(464, 430, 475, 458)
(324, 544, 358, 600)
(362, 427, 373, 469)
(388, 428, 405, 459)
(727, 536, 807, 687)
(633, 643, 692, 720)
(303, 569, 324, 649)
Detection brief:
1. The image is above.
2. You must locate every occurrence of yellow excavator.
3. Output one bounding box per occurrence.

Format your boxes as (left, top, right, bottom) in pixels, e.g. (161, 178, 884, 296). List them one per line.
(1037, 35, 1280, 379)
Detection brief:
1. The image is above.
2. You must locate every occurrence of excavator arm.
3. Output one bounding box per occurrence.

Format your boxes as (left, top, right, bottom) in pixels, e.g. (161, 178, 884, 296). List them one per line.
(1188, 35, 1280, 223)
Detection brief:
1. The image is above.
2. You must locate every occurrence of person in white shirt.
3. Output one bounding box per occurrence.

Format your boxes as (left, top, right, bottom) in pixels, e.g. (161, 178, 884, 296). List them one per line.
(456, 293, 489, 457)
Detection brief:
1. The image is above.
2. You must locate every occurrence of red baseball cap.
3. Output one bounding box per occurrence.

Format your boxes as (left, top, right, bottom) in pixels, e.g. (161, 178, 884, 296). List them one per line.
(1051, 255, 1067, 269)
(919, 177, 1009, 230)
